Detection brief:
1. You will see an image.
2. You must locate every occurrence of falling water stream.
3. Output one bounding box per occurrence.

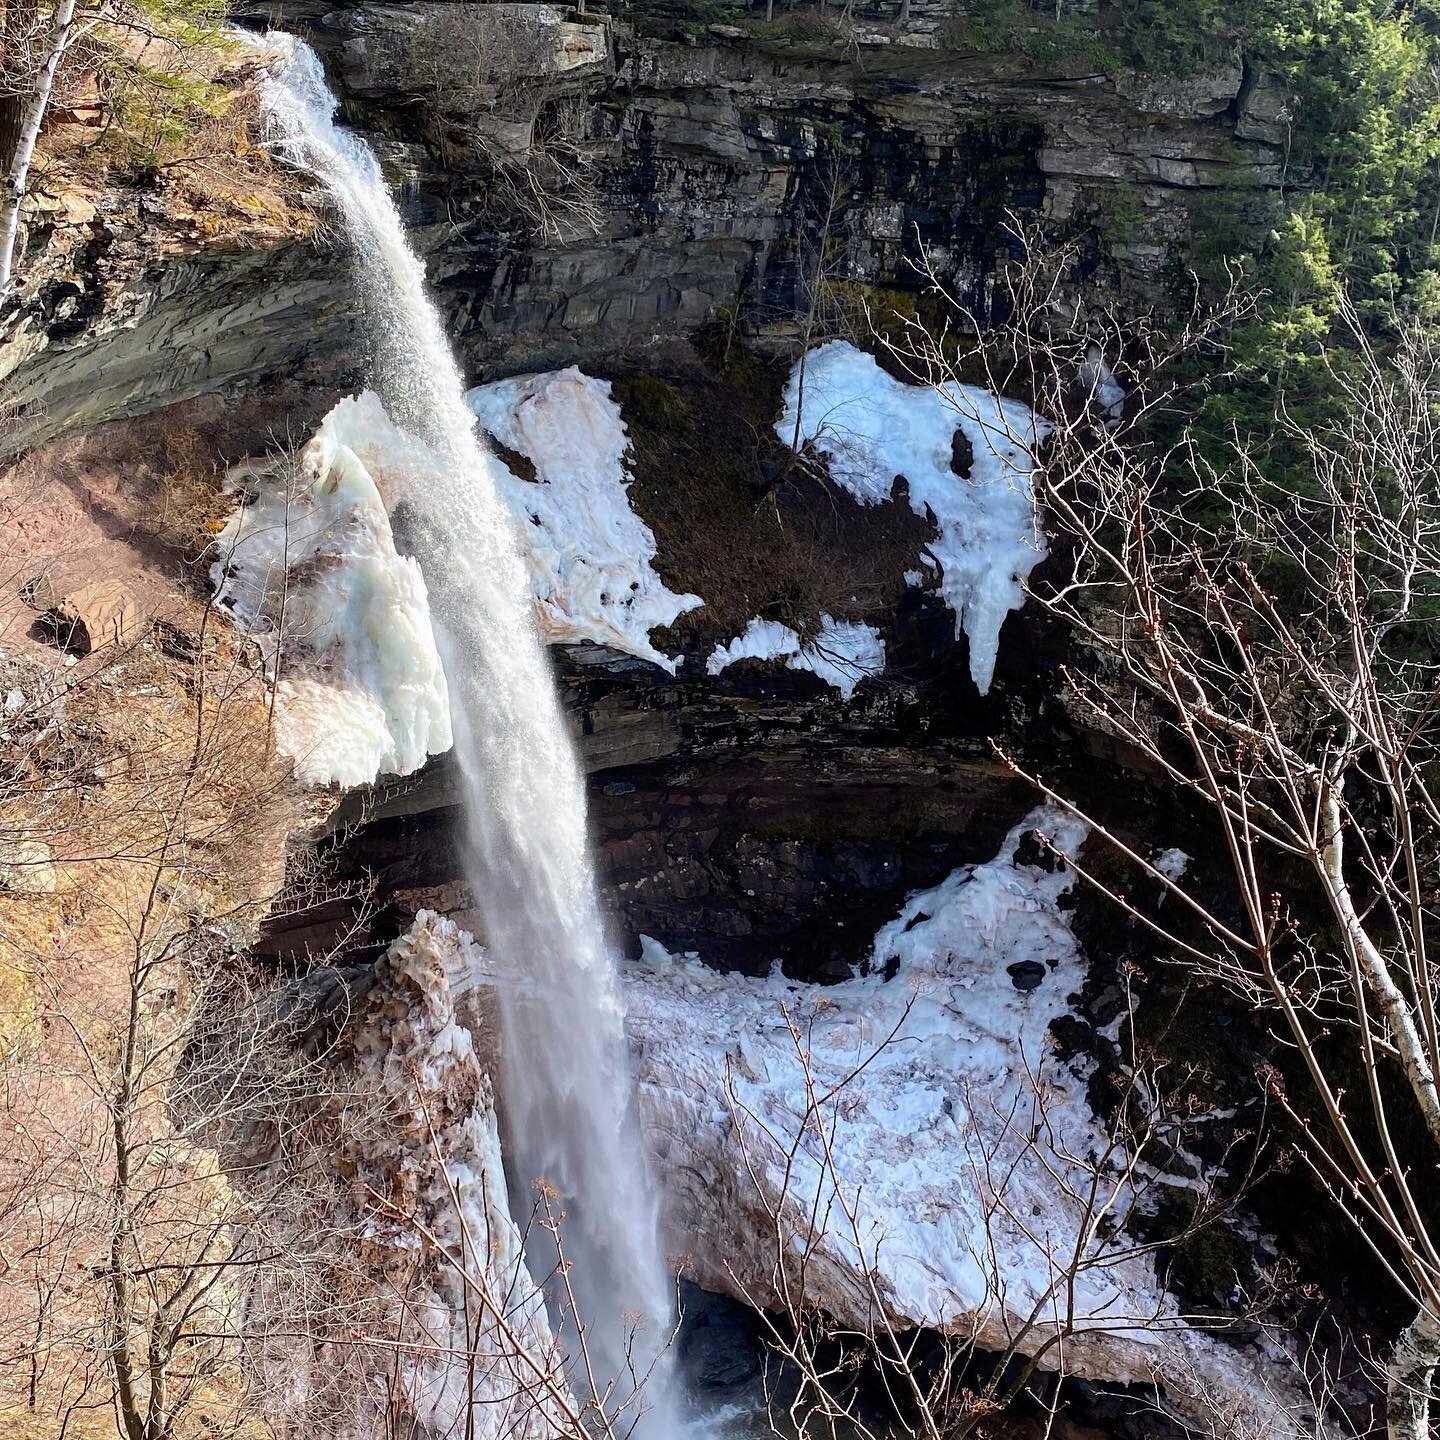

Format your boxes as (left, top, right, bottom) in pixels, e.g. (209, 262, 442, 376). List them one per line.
(258, 35, 678, 1437)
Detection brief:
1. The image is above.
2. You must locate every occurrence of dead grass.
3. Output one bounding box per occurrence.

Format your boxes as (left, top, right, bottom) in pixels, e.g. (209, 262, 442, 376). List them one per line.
(609, 341, 934, 649)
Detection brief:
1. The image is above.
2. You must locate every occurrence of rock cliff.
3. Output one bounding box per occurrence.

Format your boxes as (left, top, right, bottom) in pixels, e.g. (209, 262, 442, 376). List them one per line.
(3, 2, 1288, 451)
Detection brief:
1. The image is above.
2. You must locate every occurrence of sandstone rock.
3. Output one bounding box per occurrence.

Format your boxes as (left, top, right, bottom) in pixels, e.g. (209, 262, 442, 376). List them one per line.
(59, 192, 98, 226)
(1113, 64, 1243, 119)
(0, 840, 57, 896)
(19, 574, 59, 613)
(44, 580, 146, 656)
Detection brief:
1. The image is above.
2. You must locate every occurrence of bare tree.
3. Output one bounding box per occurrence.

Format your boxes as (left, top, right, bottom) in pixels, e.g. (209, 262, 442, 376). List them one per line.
(0, 0, 82, 295)
(876, 221, 1440, 1439)
(0, 555, 376, 1438)
(786, 138, 850, 457)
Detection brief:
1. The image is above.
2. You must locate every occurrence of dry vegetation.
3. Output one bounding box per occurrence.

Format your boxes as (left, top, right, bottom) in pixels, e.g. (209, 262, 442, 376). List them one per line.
(31, 47, 313, 245)
(0, 380, 351, 1438)
(0, 587, 312, 1420)
(4, 24, 314, 326)
(611, 340, 935, 651)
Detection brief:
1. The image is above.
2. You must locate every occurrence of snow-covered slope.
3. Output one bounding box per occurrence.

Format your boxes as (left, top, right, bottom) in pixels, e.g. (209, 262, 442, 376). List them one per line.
(624, 807, 1311, 1431)
(211, 392, 453, 789)
(468, 367, 702, 671)
(777, 342, 1046, 695)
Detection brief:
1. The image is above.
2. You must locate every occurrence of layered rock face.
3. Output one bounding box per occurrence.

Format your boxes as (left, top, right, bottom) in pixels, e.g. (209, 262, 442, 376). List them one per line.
(4, 1, 1289, 451)
(258, 638, 1047, 978)
(254, 0, 1288, 364)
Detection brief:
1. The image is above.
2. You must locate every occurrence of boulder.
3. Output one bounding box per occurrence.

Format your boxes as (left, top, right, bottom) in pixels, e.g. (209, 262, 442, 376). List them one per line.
(44, 580, 146, 656)
(0, 840, 57, 896)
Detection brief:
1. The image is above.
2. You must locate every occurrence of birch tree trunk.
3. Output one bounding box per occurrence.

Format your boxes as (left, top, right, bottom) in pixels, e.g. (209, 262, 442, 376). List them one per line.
(1, 4, 40, 173)
(1389, 1311, 1440, 1440)
(0, 0, 79, 299)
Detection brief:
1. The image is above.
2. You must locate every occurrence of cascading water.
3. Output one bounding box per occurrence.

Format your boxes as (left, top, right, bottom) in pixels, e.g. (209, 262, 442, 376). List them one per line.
(257, 35, 678, 1437)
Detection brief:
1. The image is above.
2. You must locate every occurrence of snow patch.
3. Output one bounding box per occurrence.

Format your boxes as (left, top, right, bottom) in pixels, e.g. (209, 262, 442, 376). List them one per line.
(706, 613, 885, 701)
(1079, 345, 1126, 427)
(467, 367, 702, 671)
(706, 617, 800, 673)
(1154, 847, 1191, 881)
(777, 341, 1046, 695)
(211, 392, 452, 789)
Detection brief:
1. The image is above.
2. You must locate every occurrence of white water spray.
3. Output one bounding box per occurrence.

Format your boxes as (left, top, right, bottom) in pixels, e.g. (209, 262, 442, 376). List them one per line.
(258, 35, 677, 1436)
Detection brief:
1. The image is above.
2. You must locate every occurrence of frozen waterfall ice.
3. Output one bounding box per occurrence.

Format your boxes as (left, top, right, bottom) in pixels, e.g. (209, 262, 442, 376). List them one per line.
(257, 33, 677, 1438)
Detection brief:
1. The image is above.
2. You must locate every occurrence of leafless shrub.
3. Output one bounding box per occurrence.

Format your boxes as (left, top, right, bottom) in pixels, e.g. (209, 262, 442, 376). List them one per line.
(878, 214, 1440, 1438)
(403, 5, 604, 242)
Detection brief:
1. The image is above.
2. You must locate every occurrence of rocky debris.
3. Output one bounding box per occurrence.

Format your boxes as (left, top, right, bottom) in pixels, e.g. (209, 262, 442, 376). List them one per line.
(237, 912, 565, 1440)
(22, 185, 100, 229)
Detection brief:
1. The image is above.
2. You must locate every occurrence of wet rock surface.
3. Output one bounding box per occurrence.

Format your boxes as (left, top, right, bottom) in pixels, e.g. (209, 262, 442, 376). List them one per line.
(264, 641, 1039, 978)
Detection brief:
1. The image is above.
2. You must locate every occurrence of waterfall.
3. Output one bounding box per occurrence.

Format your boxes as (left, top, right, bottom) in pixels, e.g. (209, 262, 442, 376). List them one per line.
(257, 35, 677, 1437)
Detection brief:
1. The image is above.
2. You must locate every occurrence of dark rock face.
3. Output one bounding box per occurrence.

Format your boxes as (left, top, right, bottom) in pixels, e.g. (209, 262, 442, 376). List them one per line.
(676, 1284, 763, 1392)
(270, 1, 1285, 373)
(1, 240, 355, 453)
(5, 2, 1289, 452)
(265, 645, 1038, 978)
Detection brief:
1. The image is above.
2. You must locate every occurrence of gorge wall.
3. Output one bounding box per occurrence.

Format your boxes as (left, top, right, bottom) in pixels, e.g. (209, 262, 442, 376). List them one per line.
(0, 0, 1287, 975)
(0, 10, 1341, 1435)
(2, 0, 1288, 451)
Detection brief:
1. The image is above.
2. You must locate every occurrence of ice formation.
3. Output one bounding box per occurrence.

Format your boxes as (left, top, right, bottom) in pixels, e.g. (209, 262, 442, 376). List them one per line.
(1154, 847, 1191, 881)
(624, 807, 1309, 1427)
(210, 392, 453, 789)
(249, 912, 566, 1440)
(705, 613, 886, 701)
(777, 341, 1046, 695)
(468, 367, 702, 671)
